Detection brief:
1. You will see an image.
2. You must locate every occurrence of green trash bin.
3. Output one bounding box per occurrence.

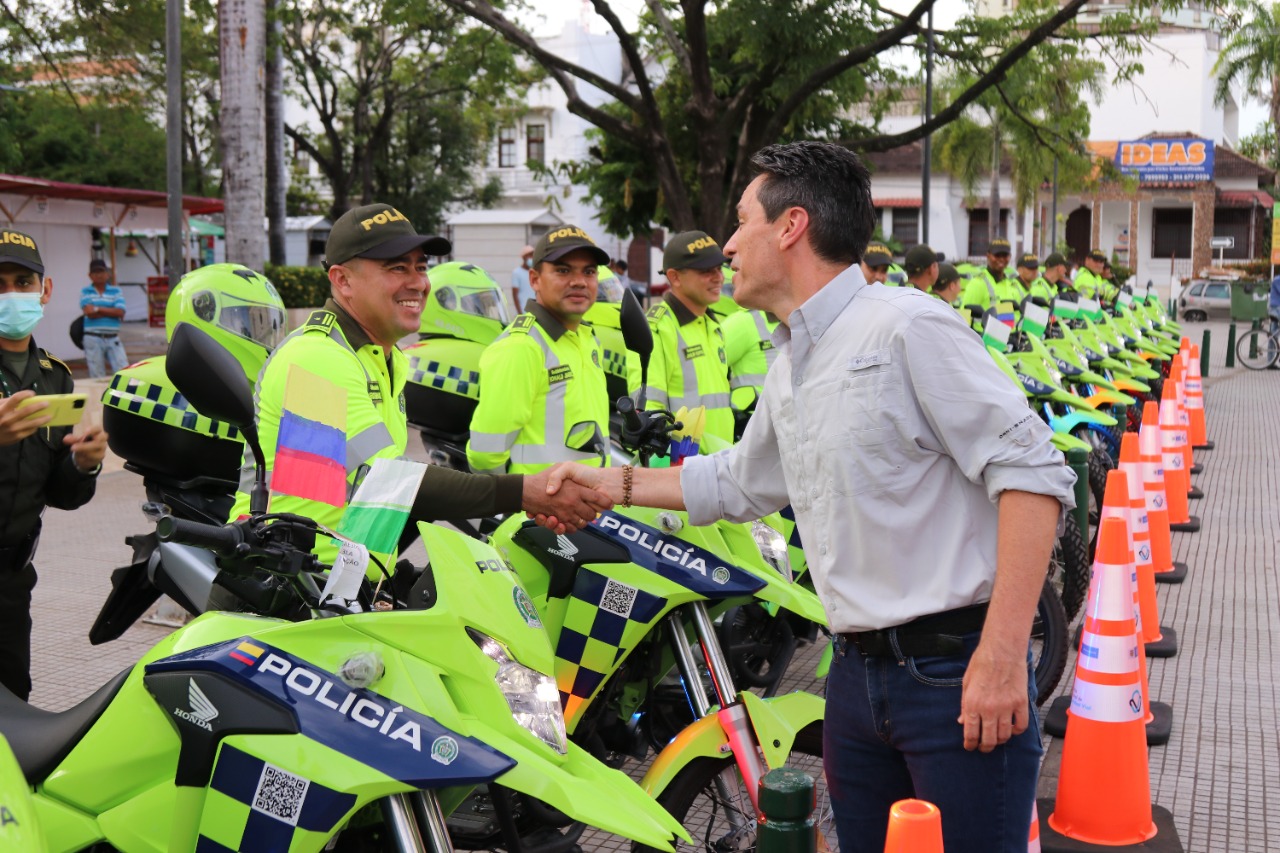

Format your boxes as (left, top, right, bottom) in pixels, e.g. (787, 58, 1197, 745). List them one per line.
(1230, 281, 1270, 321)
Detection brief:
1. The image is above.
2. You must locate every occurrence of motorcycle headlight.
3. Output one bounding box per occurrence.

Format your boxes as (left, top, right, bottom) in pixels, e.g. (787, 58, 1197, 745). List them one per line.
(471, 631, 568, 754)
(750, 520, 792, 582)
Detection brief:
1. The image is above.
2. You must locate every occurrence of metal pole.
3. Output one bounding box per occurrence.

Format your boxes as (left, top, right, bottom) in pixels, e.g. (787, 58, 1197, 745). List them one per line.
(165, 0, 184, 280)
(1050, 156, 1059, 255)
(921, 7, 933, 245)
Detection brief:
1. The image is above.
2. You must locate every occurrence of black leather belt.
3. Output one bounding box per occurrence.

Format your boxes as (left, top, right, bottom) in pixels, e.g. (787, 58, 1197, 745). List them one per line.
(841, 602, 989, 658)
(0, 528, 39, 572)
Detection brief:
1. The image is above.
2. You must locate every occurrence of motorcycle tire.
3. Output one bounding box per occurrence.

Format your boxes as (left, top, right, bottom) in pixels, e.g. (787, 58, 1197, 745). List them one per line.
(1049, 517, 1090, 621)
(633, 724, 835, 853)
(718, 603, 798, 696)
(1084, 445, 1115, 525)
(1032, 580, 1069, 706)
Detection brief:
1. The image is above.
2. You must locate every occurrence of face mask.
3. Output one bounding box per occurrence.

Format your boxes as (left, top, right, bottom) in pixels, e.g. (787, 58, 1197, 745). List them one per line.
(0, 291, 44, 340)
(523, 258, 532, 269)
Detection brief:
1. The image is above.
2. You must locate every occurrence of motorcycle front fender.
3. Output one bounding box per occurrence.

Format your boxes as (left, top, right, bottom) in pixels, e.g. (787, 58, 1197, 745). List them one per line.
(1085, 389, 1136, 408)
(493, 739, 690, 850)
(751, 572, 828, 626)
(1050, 432, 1092, 453)
(0, 735, 43, 852)
(640, 691, 825, 800)
(1057, 408, 1116, 432)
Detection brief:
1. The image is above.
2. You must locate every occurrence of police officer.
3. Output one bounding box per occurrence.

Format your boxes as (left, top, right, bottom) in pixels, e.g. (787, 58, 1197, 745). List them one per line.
(1042, 252, 1073, 299)
(932, 262, 963, 305)
(722, 308, 778, 422)
(227, 204, 613, 555)
(468, 226, 611, 474)
(959, 237, 1027, 311)
(0, 229, 107, 700)
(1018, 253, 1054, 306)
(860, 242, 893, 285)
(903, 244, 939, 292)
(1073, 249, 1108, 300)
(646, 231, 734, 446)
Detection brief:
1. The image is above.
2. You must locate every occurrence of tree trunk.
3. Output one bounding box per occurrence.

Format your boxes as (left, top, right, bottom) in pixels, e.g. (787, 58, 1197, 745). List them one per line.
(219, 0, 267, 270)
(1271, 74, 1280, 189)
(265, 0, 287, 266)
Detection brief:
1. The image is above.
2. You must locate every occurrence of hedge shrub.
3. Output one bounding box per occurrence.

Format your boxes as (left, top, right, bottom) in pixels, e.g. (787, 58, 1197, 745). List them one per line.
(265, 263, 330, 308)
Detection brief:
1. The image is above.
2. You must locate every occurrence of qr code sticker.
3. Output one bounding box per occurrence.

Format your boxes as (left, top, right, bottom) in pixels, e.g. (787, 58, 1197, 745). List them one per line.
(253, 763, 310, 826)
(599, 578, 638, 619)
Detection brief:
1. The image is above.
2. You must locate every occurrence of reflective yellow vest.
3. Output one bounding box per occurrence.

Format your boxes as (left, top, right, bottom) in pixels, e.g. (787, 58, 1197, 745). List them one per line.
(1073, 268, 1104, 300)
(228, 306, 407, 564)
(645, 295, 734, 446)
(467, 306, 609, 475)
(960, 268, 1028, 311)
(722, 309, 778, 412)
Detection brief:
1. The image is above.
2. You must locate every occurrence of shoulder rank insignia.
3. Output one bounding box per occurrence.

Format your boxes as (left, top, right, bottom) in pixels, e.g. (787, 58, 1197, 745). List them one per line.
(511, 314, 536, 333)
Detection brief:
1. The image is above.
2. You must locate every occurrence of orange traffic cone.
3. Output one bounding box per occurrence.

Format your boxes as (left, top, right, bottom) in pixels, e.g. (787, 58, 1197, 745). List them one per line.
(1158, 387, 1198, 532)
(1170, 361, 1202, 486)
(1117, 434, 1178, 654)
(1029, 802, 1041, 853)
(883, 799, 943, 853)
(1042, 518, 1160, 848)
(1186, 344, 1212, 450)
(1139, 403, 1188, 583)
(1045, 471, 1173, 745)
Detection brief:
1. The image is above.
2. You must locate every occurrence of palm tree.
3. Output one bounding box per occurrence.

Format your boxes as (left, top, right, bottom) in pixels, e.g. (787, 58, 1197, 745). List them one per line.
(1214, 0, 1280, 188)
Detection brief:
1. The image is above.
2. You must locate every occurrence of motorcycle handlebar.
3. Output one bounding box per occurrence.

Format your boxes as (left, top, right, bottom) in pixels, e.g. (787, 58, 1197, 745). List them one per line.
(616, 395, 644, 435)
(156, 516, 245, 555)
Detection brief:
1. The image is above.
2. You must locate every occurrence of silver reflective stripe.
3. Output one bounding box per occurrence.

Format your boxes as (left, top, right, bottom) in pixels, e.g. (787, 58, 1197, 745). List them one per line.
(698, 392, 731, 408)
(645, 385, 670, 407)
(752, 311, 778, 370)
(511, 445, 600, 464)
(510, 324, 595, 467)
(731, 373, 768, 389)
(983, 273, 998, 307)
(673, 325, 702, 410)
(470, 429, 520, 453)
(347, 422, 394, 472)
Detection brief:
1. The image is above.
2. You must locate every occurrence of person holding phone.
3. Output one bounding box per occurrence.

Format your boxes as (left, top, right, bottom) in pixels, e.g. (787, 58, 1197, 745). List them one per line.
(0, 229, 107, 701)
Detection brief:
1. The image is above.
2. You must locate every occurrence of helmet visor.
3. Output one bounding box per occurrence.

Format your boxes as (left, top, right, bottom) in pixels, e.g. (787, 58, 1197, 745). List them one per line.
(218, 300, 288, 351)
(597, 278, 625, 304)
(459, 289, 512, 324)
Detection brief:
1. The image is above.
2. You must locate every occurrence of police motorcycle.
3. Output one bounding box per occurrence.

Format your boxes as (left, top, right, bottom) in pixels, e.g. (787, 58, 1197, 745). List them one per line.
(91, 264, 288, 644)
(486, 294, 836, 851)
(8, 321, 687, 853)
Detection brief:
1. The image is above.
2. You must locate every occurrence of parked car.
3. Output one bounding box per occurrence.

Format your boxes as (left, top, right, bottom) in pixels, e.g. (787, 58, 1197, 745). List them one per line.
(1179, 279, 1232, 320)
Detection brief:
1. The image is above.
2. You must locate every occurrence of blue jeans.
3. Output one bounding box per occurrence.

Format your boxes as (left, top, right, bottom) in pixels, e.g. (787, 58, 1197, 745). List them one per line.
(824, 629, 1041, 853)
(83, 333, 129, 378)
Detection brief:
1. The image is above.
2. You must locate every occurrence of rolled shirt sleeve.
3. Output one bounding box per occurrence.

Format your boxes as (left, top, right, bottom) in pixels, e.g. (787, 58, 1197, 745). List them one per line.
(901, 308, 1077, 510)
(680, 376, 791, 526)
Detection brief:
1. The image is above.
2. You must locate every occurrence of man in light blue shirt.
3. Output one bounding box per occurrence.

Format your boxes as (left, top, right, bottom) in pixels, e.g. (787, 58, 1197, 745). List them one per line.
(79, 259, 128, 377)
(539, 142, 1074, 853)
(511, 244, 535, 311)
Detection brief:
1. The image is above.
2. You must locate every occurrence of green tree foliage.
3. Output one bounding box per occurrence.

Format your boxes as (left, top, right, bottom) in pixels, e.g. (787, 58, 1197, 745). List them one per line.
(443, 0, 1164, 241)
(1238, 121, 1280, 172)
(1215, 0, 1280, 187)
(280, 0, 534, 228)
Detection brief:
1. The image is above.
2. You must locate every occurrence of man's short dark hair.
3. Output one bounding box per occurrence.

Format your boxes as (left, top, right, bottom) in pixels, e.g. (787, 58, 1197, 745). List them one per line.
(750, 141, 875, 266)
(614, 259, 627, 272)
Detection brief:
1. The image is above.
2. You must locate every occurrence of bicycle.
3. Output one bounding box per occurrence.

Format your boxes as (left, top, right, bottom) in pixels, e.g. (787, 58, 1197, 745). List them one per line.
(1236, 314, 1280, 370)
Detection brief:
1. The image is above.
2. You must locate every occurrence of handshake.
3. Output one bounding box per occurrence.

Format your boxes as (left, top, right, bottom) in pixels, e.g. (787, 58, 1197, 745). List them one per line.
(521, 463, 619, 534)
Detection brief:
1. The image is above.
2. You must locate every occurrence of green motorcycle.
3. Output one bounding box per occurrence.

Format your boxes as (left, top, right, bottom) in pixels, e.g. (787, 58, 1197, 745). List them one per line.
(0, 324, 685, 853)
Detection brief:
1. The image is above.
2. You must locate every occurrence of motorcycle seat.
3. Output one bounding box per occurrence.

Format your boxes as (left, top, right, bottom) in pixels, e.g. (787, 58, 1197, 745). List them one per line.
(0, 668, 131, 783)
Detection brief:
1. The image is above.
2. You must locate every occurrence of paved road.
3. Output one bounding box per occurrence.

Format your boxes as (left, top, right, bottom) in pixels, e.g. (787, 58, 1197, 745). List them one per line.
(29, 318, 1274, 851)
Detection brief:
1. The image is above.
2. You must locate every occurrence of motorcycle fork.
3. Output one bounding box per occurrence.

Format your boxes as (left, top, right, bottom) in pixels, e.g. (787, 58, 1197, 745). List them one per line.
(384, 791, 454, 853)
(668, 603, 768, 818)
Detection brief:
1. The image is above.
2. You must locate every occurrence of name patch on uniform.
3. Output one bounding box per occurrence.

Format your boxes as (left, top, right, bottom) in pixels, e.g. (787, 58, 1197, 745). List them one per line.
(683, 345, 704, 360)
(758, 341, 775, 351)
(548, 365, 574, 384)
(847, 349, 890, 371)
(367, 380, 383, 404)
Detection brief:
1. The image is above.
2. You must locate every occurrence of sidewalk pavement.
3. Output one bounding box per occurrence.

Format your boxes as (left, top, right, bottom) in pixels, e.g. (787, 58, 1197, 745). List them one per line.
(29, 317, 1277, 851)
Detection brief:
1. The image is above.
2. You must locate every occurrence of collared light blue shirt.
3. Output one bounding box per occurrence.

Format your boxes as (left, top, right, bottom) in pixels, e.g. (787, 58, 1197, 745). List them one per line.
(680, 264, 1076, 633)
(80, 284, 126, 333)
(512, 264, 534, 310)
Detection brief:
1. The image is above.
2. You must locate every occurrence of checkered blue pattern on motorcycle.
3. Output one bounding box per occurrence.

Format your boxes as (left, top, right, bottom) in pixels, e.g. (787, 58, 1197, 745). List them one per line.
(554, 568, 666, 720)
(194, 744, 357, 852)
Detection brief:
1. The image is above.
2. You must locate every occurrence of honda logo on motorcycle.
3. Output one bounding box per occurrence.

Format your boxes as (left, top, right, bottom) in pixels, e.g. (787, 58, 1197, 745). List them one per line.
(171, 678, 219, 731)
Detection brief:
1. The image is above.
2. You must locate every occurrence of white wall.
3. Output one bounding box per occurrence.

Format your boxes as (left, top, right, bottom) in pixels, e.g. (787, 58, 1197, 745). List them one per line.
(449, 223, 529, 286)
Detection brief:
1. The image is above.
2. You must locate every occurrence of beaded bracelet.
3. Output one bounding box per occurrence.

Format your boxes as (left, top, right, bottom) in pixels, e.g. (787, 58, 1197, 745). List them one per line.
(622, 464, 633, 508)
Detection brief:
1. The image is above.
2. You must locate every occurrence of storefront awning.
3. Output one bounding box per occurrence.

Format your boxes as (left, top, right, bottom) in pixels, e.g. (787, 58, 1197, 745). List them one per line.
(1216, 190, 1273, 208)
(873, 197, 922, 208)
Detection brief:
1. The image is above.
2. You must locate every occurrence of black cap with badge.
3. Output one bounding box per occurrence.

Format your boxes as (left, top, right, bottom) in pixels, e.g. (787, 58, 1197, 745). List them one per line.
(324, 203, 451, 267)
(533, 225, 611, 267)
(985, 237, 1012, 256)
(1088, 248, 1108, 262)
(1017, 252, 1039, 270)
(863, 242, 893, 267)
(1044, 252, 1068, 269)
(663, 230, 728, 271)
(0, 229, 44, 276)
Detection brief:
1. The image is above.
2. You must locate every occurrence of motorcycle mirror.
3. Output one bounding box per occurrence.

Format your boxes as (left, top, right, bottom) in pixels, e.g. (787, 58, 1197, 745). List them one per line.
(618, 289, 652, 400)
(167, 322, 269, 512)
